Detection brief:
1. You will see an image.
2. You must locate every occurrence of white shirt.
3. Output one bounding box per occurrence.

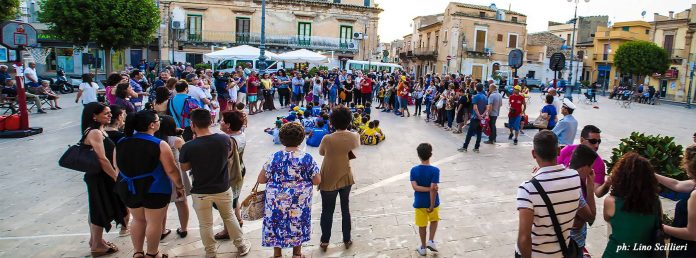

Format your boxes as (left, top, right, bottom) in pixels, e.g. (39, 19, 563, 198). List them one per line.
(78, 82, 99, 104)
(24, 67, 38, 83)
(230, 132, 246, 152)
(187, 85, 210, 110)
(552, 96, 562, 114)
(516, 164, 581, 257)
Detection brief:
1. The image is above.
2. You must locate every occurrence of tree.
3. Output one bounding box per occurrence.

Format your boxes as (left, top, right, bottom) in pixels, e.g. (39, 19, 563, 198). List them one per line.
(38, 0, 159, 74)
(0, 0, 20, 22)
(614, 41, 670, 82)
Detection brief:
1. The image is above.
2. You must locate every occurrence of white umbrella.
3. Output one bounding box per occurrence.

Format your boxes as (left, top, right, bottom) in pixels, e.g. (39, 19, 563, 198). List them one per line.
(277, 49, 328, 64)
(203, 45, 279, 63)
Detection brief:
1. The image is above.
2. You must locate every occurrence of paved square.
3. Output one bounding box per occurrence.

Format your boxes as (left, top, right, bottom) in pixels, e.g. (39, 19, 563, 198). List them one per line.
(1, 93, 695, 257)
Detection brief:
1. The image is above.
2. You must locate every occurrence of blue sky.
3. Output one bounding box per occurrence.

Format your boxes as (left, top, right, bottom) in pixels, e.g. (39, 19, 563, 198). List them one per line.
(375, 0, 694, 42)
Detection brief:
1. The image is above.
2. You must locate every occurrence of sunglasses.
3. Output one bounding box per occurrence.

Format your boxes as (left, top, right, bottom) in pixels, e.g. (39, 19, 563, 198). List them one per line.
(586, 138, 602, 144)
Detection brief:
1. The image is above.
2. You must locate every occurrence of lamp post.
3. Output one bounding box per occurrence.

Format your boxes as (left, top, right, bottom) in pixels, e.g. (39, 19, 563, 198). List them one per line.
(258, 0, 267, 75)
(566, 0, 590, 101)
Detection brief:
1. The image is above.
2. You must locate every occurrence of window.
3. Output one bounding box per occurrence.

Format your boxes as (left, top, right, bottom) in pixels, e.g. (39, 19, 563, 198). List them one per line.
(622, 26, 629, 31)
(235, 17, 251, 44)
(298, 22, 312, 46)
(663, 35, 674, 56)
(566, 34, 571, 44)
(333, 0, 340, 3)
(497, 34, 503, 41)
(602, 43, 610, 60)
(187, 15, 203, 41)
(426, 32, 431, 48)
(339, 25, 353, 49)
(511, 16, 518, 23)
(479, 12, 486, 18)
(363, 0, 370, 7)
(645, 29, 650, 35)
(508, 33, 518, 48)
(435, 33, 439, 49)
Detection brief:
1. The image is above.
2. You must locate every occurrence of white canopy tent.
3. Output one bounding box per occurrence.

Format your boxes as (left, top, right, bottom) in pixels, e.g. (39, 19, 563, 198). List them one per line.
(203, 45, 279, 63)
(276, 49, 329, 64)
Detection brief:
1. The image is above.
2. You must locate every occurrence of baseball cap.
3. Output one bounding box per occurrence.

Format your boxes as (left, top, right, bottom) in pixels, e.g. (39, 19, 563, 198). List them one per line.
(514, 86, 521, 91)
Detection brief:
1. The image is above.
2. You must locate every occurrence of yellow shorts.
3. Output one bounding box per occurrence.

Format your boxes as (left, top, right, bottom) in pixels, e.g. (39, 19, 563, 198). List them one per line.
(414, 207, 440, 227)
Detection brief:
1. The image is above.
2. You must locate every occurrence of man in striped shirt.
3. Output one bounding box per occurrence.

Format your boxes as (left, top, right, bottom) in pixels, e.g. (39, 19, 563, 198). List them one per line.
(515, 130, 591, 258)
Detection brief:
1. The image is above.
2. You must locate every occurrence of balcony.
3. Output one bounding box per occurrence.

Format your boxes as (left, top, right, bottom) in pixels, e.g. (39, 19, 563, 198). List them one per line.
(179, 30, 359, 52)
(595, 30, 649, 41)
(413, 47, 438, 59)
(593, 53, 615, 63)
(464, 46, 492, 58)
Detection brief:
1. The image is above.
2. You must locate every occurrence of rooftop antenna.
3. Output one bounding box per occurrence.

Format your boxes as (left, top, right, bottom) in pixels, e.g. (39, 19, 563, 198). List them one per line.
(641, 10, 646, 20)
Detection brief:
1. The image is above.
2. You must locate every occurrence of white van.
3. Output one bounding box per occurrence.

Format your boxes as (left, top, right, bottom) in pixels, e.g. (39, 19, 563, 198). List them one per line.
(215, 59, 283, 74)
(345, 60, 402, 73)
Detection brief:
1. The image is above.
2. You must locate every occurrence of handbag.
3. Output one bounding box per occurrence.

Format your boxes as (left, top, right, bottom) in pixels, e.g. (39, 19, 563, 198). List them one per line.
(228, 137, 243, 199)
(533, 114, 549, 129)
(435, 98, 445, 109)
(240, 182, 266, 221)
(530, 179, 580, 258)
(58, 129, 102, 174)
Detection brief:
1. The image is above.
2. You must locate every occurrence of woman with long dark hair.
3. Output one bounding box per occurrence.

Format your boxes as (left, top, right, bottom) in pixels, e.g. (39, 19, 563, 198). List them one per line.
(656, 145, 696, 257)
(115, 110, 184, 258)
(155, 115, 191, 239)
(80, 102, 128, 256)
(602, 153, 661, 257)
(105, 73, 124, 105)
(76, 73, 99, 105)
(276, 69, 291, 108)
(113, 82, 135, 114)
(153, 87, 171, 116)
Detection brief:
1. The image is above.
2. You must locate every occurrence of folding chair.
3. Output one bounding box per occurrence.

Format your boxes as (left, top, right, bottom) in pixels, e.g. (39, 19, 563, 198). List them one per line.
(0, 95, 17, 115)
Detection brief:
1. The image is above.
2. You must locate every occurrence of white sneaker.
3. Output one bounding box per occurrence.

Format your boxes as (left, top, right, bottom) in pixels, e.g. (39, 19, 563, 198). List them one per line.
(416, 246, 427, 256)
(427, 240, 438, 252)
(237, 239, 251, 256)
(118, 228, 130, 237)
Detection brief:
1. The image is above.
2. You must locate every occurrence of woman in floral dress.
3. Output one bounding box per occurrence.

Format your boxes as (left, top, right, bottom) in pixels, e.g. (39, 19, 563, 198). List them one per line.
(257, 122, 321, 258)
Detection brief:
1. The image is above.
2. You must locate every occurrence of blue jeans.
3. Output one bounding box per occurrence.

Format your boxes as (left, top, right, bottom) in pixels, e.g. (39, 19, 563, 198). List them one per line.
(446, 109, 455, 128)
(463, 119, 482, 149)
(424, 99, 432, 119)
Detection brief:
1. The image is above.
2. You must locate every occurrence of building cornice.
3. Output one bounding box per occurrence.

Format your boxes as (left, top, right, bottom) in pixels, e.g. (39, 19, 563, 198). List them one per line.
(260, 0, 383, 13)
(451, 12, 527, 26)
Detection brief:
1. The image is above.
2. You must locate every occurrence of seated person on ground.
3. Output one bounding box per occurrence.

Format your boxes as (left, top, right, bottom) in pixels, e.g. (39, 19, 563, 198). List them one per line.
(374, 120, 385, 141)
(306, 119, 329, 147)
(264, 120, 283, 144)
(360, 121, 383, 145)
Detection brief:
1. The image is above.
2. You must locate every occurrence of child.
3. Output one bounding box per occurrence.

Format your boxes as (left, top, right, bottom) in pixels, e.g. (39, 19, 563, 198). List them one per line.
(410, 143, 439, 256)
(302, 112, 316, 134)
(374, 120, 385, 142)
(329, 81, 338, 108)
(383, 81, 393, 112)
(236, 102, 248, 129)
(358, 116, 369, 133)
(360, 121, 382, 145)
(306, 119, 328, 147)
(264, 120, 283, 144)
(210, 92, 220, 124)
(228, 76, 239, 110)
(377, 87, 385, 109)
(364, 102, 372, 115)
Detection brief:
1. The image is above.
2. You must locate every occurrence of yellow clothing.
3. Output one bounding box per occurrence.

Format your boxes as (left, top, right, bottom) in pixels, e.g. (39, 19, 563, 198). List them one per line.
(375, 127, 385, 141)
(261, 79, 272, 90)
(358, 124, 368, 133)
(360, 127, 381, 145)
(414, 207, 440, 227)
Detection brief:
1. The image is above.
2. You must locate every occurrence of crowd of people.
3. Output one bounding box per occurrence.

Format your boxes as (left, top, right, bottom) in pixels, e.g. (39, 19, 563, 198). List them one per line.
(62, 60, 696, 258)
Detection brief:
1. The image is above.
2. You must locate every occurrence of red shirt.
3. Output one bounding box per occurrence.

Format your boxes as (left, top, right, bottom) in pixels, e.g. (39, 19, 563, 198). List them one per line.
(361, 78, 373, 94)
(247, 76, 259, 94)
(509, 94, 525, 117)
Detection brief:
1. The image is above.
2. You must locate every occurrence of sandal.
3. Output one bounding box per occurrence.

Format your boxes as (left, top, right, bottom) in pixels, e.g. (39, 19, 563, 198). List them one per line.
(214, 231, 230, 240)
(176, 228, 187, 238)
(91, 244, 119, 257)
(319, 242, 329, 252)
(133, 251, 145, 258)
(146, 252, 168, 258)
(238, 219, 244, 228)
(344, 240, 353, 249)
(160, 229, 171, 240)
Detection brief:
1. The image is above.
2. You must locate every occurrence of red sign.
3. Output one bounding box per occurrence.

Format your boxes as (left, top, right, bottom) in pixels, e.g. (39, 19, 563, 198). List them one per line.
(446, 55, 452, 60)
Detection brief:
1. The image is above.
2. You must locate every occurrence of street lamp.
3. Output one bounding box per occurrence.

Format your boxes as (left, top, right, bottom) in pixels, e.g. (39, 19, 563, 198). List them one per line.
(566, 0, 590, 101)
(258, 0, 267, 75)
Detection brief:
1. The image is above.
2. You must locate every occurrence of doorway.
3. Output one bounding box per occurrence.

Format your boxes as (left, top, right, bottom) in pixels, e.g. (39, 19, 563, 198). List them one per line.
(472, 65, 483, 81)
(130, 49, 143, 67)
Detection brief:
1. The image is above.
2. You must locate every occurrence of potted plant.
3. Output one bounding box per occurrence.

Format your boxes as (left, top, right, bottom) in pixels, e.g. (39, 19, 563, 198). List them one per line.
(605, 132, 687, 201)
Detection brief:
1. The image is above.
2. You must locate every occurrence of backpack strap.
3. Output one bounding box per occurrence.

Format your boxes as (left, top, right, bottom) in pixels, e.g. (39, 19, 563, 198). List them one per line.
(530, 178, 570, 256)
(169, 97, 184, 128)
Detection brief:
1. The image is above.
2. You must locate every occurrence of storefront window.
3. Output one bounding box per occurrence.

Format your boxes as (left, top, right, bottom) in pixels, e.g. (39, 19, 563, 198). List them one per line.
(111, 50, 126, 72)
(55, 48, 74, 74)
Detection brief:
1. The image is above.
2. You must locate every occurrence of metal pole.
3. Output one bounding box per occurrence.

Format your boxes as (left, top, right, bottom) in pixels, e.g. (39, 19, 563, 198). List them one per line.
(567, 0, 578, 101)
(687, 65, 694, 109)
(258, 0, 267, 75)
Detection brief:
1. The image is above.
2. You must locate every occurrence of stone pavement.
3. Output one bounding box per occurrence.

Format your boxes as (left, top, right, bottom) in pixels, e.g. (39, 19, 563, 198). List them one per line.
(0, 92, 695, 258)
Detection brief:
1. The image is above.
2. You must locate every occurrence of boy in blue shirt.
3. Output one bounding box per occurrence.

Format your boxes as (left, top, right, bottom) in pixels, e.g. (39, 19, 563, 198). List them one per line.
(306, 119, 328, 147)
(410, 143, 440, 256)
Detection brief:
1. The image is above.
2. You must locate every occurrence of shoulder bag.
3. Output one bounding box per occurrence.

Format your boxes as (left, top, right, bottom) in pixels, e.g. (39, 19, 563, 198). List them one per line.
(240, 182, 265, 221)
(533, 113, 549, 129)
(58, 129, 102, 174)
(228, 137, 244, 199)
(530, 178, 580, 258)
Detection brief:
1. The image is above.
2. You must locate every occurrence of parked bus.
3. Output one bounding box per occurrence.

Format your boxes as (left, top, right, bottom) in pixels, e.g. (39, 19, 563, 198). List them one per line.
(345, 60, 402, 73)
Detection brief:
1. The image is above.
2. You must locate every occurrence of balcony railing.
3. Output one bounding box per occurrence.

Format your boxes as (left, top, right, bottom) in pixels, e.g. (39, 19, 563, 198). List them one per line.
(593, 53, 615, 62)
(413, 47, 438, 58)
(179, 30, 359, 52)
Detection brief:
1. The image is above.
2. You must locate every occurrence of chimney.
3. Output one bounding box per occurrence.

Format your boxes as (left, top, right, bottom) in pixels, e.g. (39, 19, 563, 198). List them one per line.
(669, 11, 674, 19)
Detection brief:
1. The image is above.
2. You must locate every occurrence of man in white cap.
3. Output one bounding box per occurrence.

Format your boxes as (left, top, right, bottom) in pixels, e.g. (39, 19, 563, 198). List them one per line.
(552, 98, 578, 146)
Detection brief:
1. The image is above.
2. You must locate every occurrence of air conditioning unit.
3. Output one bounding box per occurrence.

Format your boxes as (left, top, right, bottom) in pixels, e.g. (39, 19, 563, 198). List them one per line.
(171, 21, 185, 30)
(348, 42, 356, 49)
(353, 32, 364, 40)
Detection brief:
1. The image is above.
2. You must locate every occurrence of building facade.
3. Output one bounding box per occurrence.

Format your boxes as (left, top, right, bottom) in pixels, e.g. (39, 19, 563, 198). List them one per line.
(159, 0, 382, 70)
(648, 5, 696, 103)
(521, 32, 582, 85)
(584, 21, 652, 92)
